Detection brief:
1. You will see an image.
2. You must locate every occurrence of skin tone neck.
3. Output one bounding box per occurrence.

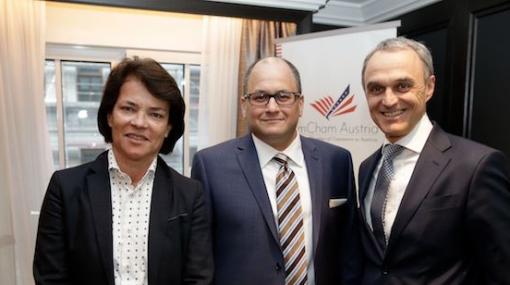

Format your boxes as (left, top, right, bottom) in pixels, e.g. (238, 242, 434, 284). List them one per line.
(253, 124, 299, 151)
(112, 147, 154, 186)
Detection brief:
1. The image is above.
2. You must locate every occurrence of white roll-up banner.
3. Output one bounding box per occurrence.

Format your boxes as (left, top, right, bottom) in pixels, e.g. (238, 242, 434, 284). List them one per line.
(275, 21, 400, 177)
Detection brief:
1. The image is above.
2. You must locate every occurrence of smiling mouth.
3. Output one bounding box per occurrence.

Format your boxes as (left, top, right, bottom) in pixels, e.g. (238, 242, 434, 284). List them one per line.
(126, 133, 148, 141)
(262, 119, 285, 125)
(382, 110, 405, 117)
(262, 117, 285, 122)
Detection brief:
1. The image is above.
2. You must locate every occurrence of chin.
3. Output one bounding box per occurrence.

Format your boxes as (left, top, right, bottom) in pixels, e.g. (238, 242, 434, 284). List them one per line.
(256, 126, 282, 134)
(257, 132, 282, 140)
(124, 150, 151, 160)
(384, 129, 408, 140)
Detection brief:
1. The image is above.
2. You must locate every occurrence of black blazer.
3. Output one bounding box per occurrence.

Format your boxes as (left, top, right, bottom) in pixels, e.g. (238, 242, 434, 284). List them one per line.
(357, 125, 510, 284)
(33, 152, 213, 285)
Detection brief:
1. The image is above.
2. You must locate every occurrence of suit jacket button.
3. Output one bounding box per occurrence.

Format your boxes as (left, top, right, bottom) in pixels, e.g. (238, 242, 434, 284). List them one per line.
(275, 263, 282, 271)
(382, 270, 389, 275)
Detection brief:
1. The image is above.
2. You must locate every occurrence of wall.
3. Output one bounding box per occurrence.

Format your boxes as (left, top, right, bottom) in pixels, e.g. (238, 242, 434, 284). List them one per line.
(45, 1, 203, 52)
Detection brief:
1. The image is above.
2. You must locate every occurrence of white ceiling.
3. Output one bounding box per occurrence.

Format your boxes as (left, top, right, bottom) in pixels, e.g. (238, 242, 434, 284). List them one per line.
(205, 0, 442, 26)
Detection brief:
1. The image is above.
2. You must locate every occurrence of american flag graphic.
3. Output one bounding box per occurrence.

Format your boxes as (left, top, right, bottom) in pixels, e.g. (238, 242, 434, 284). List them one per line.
(310, 85, 357, 120)
(275, 44, 282, 57)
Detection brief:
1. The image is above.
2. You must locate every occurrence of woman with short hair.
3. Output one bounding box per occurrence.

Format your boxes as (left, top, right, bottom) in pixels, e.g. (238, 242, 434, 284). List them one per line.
(34, 57, 213, 285)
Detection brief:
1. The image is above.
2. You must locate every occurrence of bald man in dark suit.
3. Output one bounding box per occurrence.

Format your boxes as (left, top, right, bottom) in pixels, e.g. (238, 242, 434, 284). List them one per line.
(192, 57, 362, 285)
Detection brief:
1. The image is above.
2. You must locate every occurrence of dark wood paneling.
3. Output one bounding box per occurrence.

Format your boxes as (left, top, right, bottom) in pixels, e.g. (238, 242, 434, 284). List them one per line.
(396, 0, 452, 36)
(395, 0, 510, 142)
(297, 12, 313, 34)
(410, 29, 448, 127)
(469, 5, 510, 165)
(311, 23, 346, 33)
(395, 0, 465, 135)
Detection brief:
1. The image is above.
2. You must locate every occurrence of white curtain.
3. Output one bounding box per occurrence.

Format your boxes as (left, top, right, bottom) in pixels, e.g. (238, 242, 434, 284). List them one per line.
(0, 0, 52, 284)
(197, 16, 242, 149)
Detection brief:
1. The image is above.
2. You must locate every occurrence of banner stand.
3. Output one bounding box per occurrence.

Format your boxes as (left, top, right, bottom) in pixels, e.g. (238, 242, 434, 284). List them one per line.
(275, 21, 400, 181)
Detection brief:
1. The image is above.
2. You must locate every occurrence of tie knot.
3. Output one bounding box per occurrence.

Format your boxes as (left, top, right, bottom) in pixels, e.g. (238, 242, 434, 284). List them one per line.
(273, 153, 289, 167)
(382, 144, 404, 161)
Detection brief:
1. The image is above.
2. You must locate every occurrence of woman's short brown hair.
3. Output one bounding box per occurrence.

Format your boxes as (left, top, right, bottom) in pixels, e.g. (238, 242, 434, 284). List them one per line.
(97, 57, 184, 154)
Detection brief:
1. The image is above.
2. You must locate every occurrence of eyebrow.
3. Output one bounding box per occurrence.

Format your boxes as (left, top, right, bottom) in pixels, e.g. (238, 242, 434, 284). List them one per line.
(148, 107, 168, 112)
(366, 77, 415, 88)
(394, 78, 415, 84)
(365, 81, 383, 89)
(120, 100, 168, 112)
(252, 89, 295, 94)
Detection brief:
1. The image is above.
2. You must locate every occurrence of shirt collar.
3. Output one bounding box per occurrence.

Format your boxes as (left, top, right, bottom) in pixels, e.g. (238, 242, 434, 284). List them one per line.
(108, 149, 157, 175)
(252, 133, 305, 168)
(382, 113, 433, 154)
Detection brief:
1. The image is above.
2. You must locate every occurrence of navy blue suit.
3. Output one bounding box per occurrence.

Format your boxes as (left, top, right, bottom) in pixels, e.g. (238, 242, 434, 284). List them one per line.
(191, 135, 362, 285)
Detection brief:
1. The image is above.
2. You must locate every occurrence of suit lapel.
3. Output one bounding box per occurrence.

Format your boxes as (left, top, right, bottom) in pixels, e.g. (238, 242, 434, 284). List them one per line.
(148, 157, 175, 284)
(301, 137, 323, 253)
(359, 150, 382, 204)
(386, 126, 451, 255)
(358, 149, 385, 259)
(236, 135, 280, 244)
(86, 152, 114, 285)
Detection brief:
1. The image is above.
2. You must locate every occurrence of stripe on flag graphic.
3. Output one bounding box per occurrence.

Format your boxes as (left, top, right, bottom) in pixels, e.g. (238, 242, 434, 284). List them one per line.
(310, 85, 357, 119)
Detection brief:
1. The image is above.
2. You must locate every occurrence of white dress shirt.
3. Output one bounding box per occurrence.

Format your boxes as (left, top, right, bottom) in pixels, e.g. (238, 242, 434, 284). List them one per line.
(364, 114, 433, 239)
(252, 134, 315, 284)
(109, 150, 157, 285)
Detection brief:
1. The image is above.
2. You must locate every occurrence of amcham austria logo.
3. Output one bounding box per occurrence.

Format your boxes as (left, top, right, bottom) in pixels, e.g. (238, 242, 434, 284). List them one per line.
(310, 85, 357, 120)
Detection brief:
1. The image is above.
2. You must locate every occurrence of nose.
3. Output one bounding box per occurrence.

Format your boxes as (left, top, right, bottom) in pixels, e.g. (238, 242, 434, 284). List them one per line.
(130, 112, 148, 128)
(266, 97, 280, 112)
(382, 89, 398, 107)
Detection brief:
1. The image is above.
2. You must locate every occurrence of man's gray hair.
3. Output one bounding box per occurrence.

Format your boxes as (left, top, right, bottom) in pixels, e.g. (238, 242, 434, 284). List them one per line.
(361, 37, 434, 87)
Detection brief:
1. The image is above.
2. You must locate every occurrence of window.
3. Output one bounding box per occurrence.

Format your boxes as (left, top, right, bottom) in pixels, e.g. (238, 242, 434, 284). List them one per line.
(188, 65, 201, 166)
(45, 47, 201, 176)
(160, 63, 184, 173)
(44, 60, 59, 168)
(63, 61, 110, 168)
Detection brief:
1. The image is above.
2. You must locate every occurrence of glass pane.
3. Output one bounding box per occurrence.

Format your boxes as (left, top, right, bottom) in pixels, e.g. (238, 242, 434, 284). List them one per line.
(161, 63, 185, 174)
(62, 61, 110, 167)
(189, 65, 200, 170)
(44, 60, 59, 170)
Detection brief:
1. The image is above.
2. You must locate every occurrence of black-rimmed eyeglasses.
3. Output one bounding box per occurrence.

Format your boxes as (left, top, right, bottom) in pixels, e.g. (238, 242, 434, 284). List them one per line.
(243, 91, 302, 106)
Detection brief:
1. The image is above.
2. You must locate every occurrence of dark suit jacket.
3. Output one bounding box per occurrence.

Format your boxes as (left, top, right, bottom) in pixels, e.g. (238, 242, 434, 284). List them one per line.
(191, 135, 362, 285)
(358, 125, 510, 285)
(33, 152, 213, 285)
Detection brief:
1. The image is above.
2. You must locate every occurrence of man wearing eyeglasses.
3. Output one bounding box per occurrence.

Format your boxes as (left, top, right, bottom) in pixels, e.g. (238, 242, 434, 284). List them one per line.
(191, 57, 362, 285)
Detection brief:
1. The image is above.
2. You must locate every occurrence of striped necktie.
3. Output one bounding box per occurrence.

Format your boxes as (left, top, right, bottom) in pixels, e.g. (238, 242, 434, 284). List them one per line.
(274, 153, 308, 285)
